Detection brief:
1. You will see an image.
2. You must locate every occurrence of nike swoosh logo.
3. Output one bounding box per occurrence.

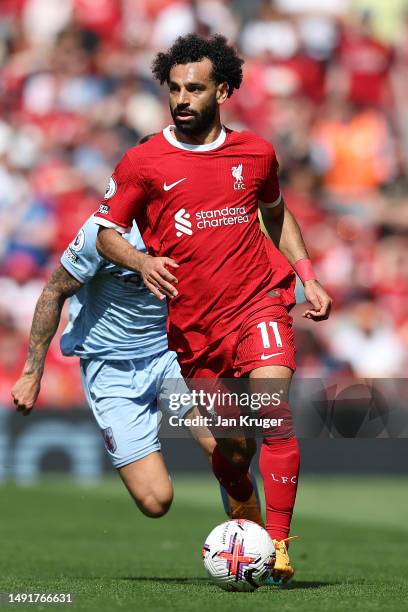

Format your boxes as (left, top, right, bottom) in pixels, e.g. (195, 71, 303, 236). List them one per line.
(260, 352, 284, 360)
(163, 178, 187, 191)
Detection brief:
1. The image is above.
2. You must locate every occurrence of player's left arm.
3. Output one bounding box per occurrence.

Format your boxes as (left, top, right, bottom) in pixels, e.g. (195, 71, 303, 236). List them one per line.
(259, 197, 333, 321)
(11, 265, 83, 415)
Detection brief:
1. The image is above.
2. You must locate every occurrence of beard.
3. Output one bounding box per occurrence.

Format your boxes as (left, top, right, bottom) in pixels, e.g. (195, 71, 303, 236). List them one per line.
(170, 98, 218, 137)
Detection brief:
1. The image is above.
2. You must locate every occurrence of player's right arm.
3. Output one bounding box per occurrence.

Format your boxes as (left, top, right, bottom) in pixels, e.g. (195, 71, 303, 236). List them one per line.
(11, 265, 83, 416)
(94, 151, 178, 300)
(96, 228, 179, 300)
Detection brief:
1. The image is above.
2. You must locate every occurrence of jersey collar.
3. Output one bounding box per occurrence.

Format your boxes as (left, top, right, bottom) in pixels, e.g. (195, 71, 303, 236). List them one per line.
(162, 125, 226, 152)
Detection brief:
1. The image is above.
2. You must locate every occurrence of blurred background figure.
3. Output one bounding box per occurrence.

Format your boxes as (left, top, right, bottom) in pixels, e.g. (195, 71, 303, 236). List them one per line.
(0, 0, 407, 410)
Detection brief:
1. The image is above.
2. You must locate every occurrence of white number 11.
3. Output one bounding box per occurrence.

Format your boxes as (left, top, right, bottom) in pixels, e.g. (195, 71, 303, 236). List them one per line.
(256, 321, 282, 349)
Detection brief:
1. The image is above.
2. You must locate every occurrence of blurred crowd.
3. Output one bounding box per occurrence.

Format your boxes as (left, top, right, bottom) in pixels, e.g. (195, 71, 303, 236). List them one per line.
(0, 0, 407, 407)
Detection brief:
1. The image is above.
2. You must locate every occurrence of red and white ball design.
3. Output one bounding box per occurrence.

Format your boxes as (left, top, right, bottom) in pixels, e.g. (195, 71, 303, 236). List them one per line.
(202, 519, 275, 592)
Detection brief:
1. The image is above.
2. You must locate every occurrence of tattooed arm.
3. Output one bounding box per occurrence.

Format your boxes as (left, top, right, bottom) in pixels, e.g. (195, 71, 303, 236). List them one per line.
(11, 265, 83, 416)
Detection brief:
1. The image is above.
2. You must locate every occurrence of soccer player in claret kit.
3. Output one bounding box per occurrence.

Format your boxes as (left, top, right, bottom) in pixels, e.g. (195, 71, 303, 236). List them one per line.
(94, 34, 332, 583)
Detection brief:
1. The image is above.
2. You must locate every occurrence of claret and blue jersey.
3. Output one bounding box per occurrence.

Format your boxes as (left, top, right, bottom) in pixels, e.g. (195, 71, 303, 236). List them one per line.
(59, 215, 193, 469)
(60, 215, 168, 360)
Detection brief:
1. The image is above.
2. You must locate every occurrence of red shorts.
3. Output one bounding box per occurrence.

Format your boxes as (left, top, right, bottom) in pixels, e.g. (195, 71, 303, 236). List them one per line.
(178, 297, 296, 379)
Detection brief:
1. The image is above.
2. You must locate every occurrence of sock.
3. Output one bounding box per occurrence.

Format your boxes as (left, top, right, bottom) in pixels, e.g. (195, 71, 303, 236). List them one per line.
(212, 444, 253, 502)
(259, 436, 300, 541)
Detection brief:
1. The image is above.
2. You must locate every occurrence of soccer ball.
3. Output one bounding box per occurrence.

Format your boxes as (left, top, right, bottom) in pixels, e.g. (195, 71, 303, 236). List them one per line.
(202, 519, 275, 592)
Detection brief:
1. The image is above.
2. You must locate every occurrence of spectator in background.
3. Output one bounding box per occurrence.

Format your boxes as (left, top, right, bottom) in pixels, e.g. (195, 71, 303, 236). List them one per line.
(240, 1, 326, 103)
(333, 10, 394, 109)
(0, 0, 407, 407)
(371, 235, 408, 327)
(311, 94, 396, 206)
(327, 292, 406, 377)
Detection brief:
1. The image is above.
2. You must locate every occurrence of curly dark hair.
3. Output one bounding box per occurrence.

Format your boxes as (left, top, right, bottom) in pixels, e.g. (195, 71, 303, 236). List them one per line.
(151, 34, 244, 98)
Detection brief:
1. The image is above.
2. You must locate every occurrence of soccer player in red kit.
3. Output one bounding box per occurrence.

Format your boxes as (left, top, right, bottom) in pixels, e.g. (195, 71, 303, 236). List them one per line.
(94, 34, 332, 583)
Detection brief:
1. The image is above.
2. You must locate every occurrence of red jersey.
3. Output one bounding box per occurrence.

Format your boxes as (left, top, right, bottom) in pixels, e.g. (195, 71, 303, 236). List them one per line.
(338, 34, 393, 107)
(94, 126, 295, 353)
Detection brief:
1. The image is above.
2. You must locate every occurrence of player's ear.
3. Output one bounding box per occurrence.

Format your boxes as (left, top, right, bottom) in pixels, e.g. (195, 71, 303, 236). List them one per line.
(216, 82, 229, 105)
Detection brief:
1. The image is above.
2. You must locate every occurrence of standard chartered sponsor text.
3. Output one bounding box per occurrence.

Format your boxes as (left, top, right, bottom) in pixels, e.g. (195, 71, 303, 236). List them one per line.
(196, 206, 249, 229)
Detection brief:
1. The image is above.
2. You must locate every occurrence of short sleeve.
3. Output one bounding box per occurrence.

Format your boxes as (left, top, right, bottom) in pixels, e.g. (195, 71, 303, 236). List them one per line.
(258, 147, 282, 207)
(60, 217, 103, 283)
(93, 151, 147, 233)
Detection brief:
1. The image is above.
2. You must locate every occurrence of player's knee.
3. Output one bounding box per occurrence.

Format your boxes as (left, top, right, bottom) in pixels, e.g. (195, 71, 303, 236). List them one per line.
(134, 486, 173, 518)
(229, 438, 257, 467)
(139, 495, 172, 518)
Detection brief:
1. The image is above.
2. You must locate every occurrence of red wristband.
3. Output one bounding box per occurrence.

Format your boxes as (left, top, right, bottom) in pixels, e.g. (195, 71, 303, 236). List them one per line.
(293, 258, 316, 283)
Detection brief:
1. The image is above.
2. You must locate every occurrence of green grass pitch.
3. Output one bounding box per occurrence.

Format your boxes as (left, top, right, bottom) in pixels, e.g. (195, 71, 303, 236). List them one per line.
(1, 475, 407, 611)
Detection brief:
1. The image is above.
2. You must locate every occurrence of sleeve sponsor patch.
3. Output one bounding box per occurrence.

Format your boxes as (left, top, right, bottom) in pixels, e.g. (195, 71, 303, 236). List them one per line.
(98, 203, 110, 215)
(63, 247, 78, 264)
(70, 228, 85, 252)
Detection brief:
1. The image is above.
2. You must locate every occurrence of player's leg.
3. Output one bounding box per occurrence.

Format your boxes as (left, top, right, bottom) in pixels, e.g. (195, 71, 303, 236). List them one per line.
(156, 351, 230, 471)
(183, 405, 217, 459)
(211, 435, 262, 522)
(235, 300, 300, 581)
(79, 357, 172, 517)
(203, 377, 261, 522)
(250, 365, 299, 544)
(118, 451, 173, 518)
(157, 350, 262, 522)
(177, 340, 260, 507)
(182, 412, 263, 524)
(251, 364, 300, 583)
(176, 403, 263, 524)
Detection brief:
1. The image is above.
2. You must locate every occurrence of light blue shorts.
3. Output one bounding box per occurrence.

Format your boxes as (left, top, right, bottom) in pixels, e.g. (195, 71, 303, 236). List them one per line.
(80, 350, 193, 468)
